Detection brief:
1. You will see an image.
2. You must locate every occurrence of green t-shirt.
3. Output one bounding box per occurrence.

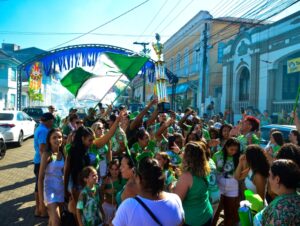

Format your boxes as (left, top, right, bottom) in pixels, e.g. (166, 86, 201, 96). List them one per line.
(212, 150, 235, 178)
(164, 169, 176, 190)
(208, 158, 220, 204)
(111, 127, 127, 153)
(53, 114, 61, 129)
(130, 140, 157, 154)
(237, 133, 260, 153)
(202, 128, 211, 141)
(62, 124, 72, 136)
(76, 184, 103, 226)
(183, 175, 213, 226)
(88, 144, 101, 170)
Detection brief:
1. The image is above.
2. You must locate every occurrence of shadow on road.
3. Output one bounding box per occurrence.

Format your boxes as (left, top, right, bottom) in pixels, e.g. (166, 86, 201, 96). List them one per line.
(0, 177, 35, 193)
(0, 160, 33, 171)
(0, 193, 47, 226)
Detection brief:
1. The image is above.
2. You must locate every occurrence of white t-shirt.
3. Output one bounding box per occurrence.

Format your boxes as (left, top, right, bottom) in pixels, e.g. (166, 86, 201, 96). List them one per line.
(112, 192, 184, 226)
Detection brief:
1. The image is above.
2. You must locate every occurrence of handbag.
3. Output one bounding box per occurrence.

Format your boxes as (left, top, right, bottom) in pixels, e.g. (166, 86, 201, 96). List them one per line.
(61, 204, 76, 226)
(134, 196, 163, 226)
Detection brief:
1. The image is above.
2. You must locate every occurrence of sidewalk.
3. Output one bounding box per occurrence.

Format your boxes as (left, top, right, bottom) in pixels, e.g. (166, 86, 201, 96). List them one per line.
(0, 139, 47, 226)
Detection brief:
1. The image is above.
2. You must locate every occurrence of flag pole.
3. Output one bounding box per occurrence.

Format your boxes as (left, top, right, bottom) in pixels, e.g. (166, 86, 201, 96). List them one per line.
(93, 74, 124, 110)
(111, 81, 132, 105)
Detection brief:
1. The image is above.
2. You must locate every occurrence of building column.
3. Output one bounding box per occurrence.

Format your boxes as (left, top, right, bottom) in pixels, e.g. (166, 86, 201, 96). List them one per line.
(267, 69, 276, 112)
(250, 53, 259, 108)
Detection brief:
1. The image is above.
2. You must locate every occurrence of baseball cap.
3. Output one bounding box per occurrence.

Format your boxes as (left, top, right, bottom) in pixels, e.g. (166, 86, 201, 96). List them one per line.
(213, 122, 222, 129)
(41, 113, 55, 121)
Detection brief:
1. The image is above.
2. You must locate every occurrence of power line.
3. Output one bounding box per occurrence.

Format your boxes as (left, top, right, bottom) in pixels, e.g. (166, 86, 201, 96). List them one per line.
(48, 0, 150, 50)
(145, 0, 182, 42)
(158, 0, 195, 35)
(136, 0, 170, 42)
(167, 0, 299, 75)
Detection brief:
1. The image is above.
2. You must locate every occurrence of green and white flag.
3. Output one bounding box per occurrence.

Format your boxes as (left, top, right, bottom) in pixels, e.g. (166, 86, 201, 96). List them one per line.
(60, 52, 148, 102)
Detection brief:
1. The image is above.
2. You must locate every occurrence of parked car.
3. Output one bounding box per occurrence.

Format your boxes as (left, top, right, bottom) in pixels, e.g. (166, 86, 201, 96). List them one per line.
(0, 111, 36, 146)
(0, 132, 6, 159)
(260, 124, 296, 147)
(23, 106, 49, 123)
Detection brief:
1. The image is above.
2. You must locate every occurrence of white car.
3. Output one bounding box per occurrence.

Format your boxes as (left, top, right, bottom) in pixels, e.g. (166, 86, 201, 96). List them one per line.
(0, 111, 36, 146)
(0, 132, 6, 159)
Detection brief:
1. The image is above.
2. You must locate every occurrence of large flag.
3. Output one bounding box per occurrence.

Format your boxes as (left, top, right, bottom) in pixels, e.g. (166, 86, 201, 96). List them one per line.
(60, 53, 148, 101)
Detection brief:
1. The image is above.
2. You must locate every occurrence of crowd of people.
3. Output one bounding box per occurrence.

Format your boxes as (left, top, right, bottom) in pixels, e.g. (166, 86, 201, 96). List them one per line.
(33, 101, 300, 226)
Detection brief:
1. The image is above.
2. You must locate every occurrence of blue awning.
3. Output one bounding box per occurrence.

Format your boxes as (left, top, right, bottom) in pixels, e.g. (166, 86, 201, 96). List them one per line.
(167, 83, 189, 95)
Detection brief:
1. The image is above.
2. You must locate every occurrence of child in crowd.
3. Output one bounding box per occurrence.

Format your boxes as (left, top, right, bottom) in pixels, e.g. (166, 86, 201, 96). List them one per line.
(76, 166, 104, 226)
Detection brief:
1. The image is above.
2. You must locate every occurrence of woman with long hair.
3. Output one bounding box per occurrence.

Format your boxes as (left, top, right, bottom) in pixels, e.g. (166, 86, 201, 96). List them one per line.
(64, 112, 125, 216)
(235, 145, 270, 200)
(174, 142, 213, 226)
(289, 129, 300, 146)
(101, 159, 125, 225)
(91, 121, 110, 180)
(115, 154, 137, 206)
(155, 152, 176, 192)
(112, 157, 184, 226)
(38, 128, 64, 226)
(219, 124, 233, 148)
(212, 138, 241, 226)
(266, 131, 284, 162)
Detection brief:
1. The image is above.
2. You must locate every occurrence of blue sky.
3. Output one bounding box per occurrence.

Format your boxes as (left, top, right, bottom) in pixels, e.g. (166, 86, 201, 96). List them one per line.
(0, 0, 299, 53)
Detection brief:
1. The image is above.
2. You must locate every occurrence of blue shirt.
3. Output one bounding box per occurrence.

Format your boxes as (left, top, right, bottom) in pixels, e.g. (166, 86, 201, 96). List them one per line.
(33, 123, 49, 164)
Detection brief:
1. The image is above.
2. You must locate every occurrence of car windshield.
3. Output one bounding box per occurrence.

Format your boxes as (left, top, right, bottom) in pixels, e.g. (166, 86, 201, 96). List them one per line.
(0, 113, 14, 120)
(260, 127, 270, 144)
(23, 108, 48, 118)
(260, 127, 293, 144)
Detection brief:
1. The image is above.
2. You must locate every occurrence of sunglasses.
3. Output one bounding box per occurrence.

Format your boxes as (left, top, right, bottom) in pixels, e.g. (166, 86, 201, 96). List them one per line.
(76, 121, 83, 124)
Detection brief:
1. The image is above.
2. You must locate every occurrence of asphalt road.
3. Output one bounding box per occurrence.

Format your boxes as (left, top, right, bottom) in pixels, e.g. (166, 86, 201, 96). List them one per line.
(0, 138, 47, 226)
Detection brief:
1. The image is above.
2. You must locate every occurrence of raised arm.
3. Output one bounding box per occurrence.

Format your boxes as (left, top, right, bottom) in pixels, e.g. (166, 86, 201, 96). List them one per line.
(93, 111, 125, 148)
(155, 118, 175, 141)
(234, 154, 249, 180)
(292, 110, 300, 132)
(178, 109, 193, 129)
(130, 98, 158, 130)
(145, 108, 159, 128)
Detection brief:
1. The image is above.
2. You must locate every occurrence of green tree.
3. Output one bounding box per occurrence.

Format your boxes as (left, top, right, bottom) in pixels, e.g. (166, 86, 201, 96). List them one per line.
(28, 88, 44, 105)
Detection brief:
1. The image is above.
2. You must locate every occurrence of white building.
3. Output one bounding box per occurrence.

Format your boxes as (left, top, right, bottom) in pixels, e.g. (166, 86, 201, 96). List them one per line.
(222, 11, 300, 122)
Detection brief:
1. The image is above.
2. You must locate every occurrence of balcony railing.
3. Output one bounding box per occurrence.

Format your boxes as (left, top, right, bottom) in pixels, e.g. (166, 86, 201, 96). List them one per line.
(272, 101, 294, 113)
(234, 101, 249, 112)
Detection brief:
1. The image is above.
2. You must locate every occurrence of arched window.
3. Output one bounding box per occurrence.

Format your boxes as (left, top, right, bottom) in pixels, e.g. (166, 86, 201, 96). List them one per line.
(239, 67, 250, 101)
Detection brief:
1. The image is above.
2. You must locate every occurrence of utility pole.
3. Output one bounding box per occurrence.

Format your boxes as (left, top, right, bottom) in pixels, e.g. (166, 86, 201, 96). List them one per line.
(198, 23, 208, 116)
(133, 41, 149, 104)
(202, 23, 208, 104)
